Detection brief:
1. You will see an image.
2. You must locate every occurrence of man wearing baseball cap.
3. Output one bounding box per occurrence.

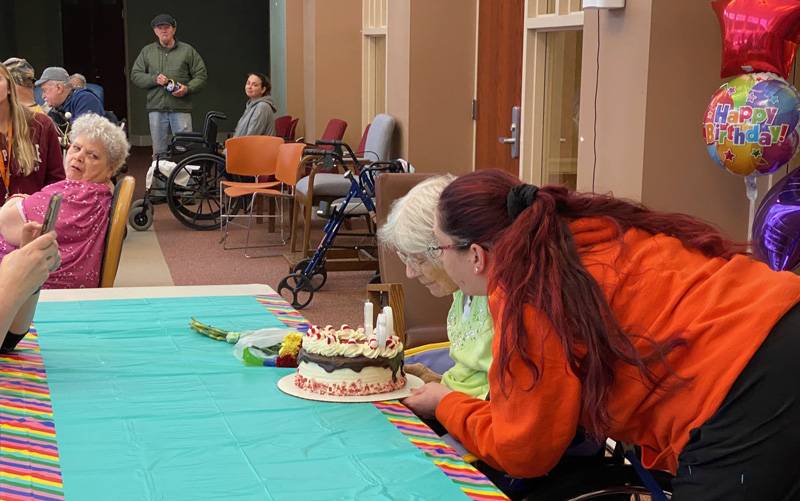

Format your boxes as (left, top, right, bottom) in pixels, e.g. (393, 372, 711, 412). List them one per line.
(2, 58, 43, 113)
(35, 66, 103, 125)
(130, 13, 208, 157)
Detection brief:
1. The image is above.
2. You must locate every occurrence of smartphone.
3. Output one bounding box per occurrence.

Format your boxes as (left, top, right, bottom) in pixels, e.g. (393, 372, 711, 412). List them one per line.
(41, 193, 63, 234)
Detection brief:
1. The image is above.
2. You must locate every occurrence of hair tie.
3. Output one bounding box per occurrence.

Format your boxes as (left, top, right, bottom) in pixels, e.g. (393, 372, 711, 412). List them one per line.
(506, 184, 539, 220)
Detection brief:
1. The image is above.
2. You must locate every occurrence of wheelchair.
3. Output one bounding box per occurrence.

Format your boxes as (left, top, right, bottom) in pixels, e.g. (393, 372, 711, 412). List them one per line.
(277, 140, 408, 309)
(129, 111, 236, 231)
(511, 439, 673, 500)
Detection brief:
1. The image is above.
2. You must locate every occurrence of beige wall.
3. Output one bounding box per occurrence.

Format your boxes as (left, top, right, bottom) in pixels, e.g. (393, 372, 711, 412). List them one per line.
(641, 0, 750, 239)
(286, 0, 305, 138)
(579, 0, 755, 239)
(576, 3, 653, 200)
(386, 0, 412, 159)
(311, 0, 363, 147)
(290, 0, 362, 147)
(287, 0, 474, 172)
(386, 0, 476, 175)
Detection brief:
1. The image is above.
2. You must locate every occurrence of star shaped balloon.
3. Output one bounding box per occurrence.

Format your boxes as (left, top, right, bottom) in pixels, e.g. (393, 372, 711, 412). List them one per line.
(712, 0, 800, 79)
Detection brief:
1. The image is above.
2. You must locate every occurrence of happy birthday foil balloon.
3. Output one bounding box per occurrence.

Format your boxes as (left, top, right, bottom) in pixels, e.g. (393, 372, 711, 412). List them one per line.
(753, 167, 800, 271)
(703, 72, 800, 176)
(712, 0, 800, 79)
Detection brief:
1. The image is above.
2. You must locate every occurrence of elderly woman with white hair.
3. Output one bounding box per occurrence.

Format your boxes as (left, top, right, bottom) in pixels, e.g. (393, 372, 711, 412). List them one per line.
(0, 113, 129, 289)
(378, 175, 494, 399)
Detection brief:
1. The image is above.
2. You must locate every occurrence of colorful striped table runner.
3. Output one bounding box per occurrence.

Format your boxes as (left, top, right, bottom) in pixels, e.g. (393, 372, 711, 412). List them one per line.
(256, 293, 510, 501)
(0, 328, 64, 501)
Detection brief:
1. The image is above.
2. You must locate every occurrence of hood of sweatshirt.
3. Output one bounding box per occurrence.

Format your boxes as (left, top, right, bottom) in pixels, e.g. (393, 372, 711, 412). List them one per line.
(247, 95, 276, 112)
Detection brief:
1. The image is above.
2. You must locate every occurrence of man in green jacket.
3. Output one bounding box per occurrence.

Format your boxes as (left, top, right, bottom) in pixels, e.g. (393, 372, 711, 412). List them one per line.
(131, 13, 208, 158)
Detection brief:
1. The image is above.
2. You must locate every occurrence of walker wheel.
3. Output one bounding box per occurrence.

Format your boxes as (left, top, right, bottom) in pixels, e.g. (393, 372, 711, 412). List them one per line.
(277, 272, 315, 310)
(292, 259, 328, 291)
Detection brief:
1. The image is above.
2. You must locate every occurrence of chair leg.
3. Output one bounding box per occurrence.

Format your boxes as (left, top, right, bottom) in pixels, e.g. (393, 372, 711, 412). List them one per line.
(268, 197, 276, 233)
(277, 196, 286, 244)
(220, 190, 232, 247)
(244, 194, 256, 257)
(288, 196, 294, 232)
(255, 197, 264, 225)
(302, 201, 313, 257)
(290, 199, 300, 253)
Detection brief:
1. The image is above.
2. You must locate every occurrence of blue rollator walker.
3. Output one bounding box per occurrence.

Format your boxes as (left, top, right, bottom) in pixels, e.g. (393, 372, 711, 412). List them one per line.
(277, 140, 407, 309)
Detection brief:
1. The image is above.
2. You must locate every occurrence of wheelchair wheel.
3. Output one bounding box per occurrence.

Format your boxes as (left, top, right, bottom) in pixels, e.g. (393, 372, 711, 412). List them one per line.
(277, 272, 315, 310)
(128, 199, 154, 231)
(292, 259, 327, 291)
(165, 153, 226, 231)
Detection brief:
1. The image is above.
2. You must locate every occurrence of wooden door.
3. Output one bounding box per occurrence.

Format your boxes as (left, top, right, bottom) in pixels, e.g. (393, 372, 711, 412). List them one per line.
(474, 0, 525, 176)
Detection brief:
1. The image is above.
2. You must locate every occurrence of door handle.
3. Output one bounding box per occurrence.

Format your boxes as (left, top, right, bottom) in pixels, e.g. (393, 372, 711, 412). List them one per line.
(498, 106, 521, 159)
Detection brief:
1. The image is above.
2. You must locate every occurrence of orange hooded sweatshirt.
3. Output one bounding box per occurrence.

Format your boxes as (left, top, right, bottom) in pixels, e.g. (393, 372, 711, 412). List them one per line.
(435, 217, 800, 477)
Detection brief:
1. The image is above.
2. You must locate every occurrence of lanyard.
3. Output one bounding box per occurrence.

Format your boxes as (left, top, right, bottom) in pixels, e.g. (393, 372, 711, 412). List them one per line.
(0, 126, 13, 200)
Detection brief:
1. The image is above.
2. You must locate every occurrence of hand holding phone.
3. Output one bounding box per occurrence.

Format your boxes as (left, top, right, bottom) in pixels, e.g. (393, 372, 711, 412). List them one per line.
(41, 193, 63, 235)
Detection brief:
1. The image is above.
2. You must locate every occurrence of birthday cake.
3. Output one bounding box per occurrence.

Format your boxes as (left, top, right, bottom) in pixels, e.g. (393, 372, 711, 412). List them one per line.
(295, 322, 405, 397)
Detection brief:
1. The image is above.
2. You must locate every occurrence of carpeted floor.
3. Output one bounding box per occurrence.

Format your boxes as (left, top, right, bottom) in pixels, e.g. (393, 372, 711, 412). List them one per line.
(124, 146, 375, 327)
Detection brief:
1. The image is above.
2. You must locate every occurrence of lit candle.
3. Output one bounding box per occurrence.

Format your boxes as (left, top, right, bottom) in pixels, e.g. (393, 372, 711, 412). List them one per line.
(364, 301, 374, 338)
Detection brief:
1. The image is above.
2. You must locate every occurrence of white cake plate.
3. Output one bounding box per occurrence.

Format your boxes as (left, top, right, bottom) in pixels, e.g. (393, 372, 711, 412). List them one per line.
(277, 373, 425, 403)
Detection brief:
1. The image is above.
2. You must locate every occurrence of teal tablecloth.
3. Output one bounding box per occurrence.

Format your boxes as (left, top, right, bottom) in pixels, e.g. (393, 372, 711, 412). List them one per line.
(34, 296, 466, 500)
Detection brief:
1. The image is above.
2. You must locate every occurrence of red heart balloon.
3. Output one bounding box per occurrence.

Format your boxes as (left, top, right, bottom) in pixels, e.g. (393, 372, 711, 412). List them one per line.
(712, 0, 800, 79)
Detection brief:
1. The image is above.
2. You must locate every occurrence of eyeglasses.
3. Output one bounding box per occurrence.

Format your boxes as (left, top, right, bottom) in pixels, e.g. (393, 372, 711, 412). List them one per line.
(396, 251, 428, 270)
(425, 242, 471, 259)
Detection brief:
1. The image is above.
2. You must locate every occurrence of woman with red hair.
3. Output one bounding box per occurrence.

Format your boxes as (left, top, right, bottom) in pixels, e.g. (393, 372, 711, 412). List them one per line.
(403, 169, 800, 498)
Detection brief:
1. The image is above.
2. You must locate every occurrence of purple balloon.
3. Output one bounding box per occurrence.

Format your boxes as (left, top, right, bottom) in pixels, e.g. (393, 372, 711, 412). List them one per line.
(753, 168, 800, 271)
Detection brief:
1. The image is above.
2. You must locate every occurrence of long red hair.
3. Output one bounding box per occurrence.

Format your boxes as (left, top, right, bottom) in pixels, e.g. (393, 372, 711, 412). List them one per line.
(437, 169, 744, 437)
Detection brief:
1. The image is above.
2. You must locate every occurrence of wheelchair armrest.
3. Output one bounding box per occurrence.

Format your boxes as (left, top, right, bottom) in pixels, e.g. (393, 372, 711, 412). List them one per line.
(173, 132, 204, 141)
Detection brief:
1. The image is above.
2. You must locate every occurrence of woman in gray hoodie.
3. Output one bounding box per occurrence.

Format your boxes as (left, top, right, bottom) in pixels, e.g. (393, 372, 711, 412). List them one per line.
(233, 72, 276, 137)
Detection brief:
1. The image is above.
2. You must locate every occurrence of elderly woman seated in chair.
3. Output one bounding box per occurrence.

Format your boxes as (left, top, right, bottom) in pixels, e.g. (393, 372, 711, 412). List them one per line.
(378, 175, 494, 400)
(0, 114, 129, 288)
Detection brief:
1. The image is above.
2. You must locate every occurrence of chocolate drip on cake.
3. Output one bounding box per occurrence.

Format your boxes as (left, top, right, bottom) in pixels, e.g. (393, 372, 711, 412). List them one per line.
(298, 349, 405, 382)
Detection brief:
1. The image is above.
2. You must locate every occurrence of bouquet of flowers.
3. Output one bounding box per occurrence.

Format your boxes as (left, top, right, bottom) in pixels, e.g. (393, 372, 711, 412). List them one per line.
(189, 318, 302, 367)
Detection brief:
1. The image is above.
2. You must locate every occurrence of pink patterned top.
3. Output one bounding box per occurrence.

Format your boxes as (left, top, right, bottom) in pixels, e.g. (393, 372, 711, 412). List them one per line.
(0, 180, 112, 289)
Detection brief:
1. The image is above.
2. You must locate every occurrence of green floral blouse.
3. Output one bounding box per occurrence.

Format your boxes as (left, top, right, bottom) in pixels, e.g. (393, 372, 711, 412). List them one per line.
(441, 290, 494, 399)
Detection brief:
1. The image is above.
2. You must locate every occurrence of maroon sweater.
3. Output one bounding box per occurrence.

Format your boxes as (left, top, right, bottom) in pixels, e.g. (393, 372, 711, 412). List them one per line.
(0, 113, 65, 198)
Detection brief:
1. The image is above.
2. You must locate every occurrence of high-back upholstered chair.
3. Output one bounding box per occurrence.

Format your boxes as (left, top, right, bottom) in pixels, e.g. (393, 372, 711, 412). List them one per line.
(359, 114, 395, 162)
(274, 115, 293, 140)
(369, 173, 451, 348)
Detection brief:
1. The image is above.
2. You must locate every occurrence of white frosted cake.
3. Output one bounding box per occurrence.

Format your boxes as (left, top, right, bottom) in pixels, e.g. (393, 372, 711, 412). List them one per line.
(295, 324, 406, 396)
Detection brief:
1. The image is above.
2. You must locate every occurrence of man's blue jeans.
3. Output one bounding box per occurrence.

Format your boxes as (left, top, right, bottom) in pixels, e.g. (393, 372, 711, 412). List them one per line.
(148, 111, 193, 157)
